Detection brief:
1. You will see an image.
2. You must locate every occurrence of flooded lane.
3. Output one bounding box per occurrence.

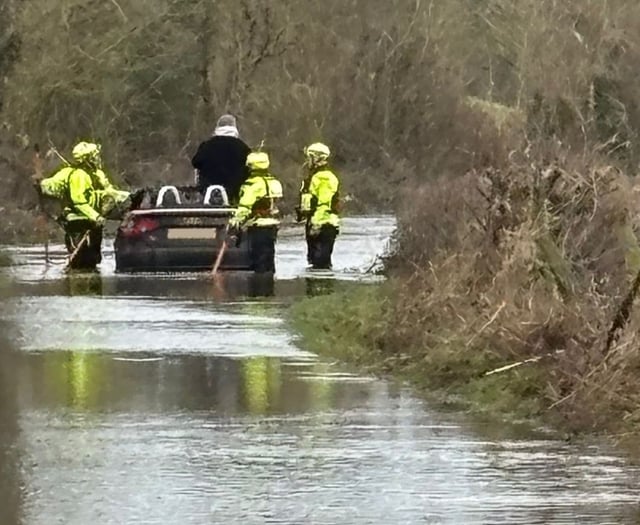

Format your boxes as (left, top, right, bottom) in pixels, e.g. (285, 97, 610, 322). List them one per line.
(1, 217, 640, 524)
(4, 217, 392, 285)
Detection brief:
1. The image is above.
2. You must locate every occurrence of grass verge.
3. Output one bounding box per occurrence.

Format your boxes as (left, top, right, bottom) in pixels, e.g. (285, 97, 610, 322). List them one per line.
(289, 282, 549, 427)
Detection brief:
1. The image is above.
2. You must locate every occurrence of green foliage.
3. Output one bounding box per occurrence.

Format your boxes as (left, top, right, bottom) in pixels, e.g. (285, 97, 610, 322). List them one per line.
(4, 0, 640, 218)
(290, 284, 390, 370)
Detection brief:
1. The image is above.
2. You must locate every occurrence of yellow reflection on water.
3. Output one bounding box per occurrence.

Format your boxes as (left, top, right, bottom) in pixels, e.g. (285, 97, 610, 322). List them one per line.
(40, 351, 105, 410)
(241, 357, 282, 414)
(306, 362, 334, 411)
(65, 352, 93, 409)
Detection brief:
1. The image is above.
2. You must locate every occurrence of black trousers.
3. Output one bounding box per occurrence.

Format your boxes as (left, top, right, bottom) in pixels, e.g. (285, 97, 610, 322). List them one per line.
(248, 226, 277, 273)
(63, 220, 103, 270)
(306, 223, 338, 269)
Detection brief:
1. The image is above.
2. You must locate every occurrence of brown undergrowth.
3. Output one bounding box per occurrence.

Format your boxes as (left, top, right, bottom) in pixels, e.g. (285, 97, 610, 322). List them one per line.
(386, 150, 640, 437)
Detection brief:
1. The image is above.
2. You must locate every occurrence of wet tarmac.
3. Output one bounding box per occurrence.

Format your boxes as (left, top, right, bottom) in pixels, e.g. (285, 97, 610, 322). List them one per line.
(1, 217, 639, 524)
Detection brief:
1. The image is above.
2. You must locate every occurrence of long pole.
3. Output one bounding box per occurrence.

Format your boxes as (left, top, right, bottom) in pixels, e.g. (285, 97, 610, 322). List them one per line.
(32, 144, 50, 265)
(47, 140, 71, 166)
(211, 225, 229, 276)
(63, 230, 91, 272)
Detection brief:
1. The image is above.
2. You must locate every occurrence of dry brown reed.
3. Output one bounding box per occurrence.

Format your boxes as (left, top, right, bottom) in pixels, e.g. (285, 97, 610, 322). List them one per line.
(389, 140, 640, 432)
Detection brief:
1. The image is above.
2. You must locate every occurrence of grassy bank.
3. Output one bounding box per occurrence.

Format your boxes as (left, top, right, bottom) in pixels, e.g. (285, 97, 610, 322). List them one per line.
(290, 283, 548, 425)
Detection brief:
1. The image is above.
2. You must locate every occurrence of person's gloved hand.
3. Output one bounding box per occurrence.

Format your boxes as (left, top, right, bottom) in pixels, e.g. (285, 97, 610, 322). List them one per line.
(227, 226, 242, 247)
(227, 217, 242, 244)
(100, 194, 117, 216)
(228, 217, 242, 230)
(95, 216, 106, 227)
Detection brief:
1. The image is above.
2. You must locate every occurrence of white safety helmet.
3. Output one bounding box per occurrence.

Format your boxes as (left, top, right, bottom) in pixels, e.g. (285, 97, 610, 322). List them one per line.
(304, 142, 330, 167)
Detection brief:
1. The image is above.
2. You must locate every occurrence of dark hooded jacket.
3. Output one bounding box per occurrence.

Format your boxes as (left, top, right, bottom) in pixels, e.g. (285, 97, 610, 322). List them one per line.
(191, 136, 251, 203)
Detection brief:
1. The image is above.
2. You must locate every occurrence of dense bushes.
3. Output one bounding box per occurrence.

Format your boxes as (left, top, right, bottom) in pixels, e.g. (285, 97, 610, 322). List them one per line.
(1, 0, 457, 204)
(2, 1, 640, 215)
(381, 1, 640, 434)
(387, 155, 640, 431)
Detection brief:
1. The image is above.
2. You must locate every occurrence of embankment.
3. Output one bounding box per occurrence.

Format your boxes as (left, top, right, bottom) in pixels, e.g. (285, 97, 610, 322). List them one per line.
(291, 283, 547, 425)
(290, 160, 640, 450)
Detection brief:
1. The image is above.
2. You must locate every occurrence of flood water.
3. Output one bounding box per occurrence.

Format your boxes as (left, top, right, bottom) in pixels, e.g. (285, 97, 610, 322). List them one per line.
(1, 216, 639, 525)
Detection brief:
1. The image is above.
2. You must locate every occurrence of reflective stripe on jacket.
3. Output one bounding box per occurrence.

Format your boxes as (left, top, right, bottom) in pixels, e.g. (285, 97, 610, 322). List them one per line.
(234, 170, 283, 227)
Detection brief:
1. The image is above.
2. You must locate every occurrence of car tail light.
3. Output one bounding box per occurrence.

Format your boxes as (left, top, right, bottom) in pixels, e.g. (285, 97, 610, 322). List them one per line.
(119, 216, 160, 238)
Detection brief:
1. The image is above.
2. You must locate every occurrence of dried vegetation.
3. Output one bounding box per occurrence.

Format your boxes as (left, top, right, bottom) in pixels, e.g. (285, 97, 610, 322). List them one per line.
(388, 154, 640, 433)
(382, 0, 640, 437)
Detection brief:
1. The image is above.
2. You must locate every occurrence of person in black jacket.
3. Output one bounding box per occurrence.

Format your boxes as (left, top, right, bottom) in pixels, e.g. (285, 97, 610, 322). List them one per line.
(191, 114, 251, 203)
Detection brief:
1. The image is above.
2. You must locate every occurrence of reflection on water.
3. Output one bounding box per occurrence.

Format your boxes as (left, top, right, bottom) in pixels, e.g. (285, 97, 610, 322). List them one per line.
(64, 271, 103, 296)
(61, 270, 278, 299)
(2, 216, 640, 524)
(0, 341, 22, 525)
(12, 364, 640, 525)
(15, 352, 367, 415)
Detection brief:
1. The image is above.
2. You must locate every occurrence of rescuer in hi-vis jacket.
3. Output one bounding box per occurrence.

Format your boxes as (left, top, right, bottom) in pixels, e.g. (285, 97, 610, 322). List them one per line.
(38, 141, 130, 269)
(228, 151, 283, 273)
(296, 142, 340, 269)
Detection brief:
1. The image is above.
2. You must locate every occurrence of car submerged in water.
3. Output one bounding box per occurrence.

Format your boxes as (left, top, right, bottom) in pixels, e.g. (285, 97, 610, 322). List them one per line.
(114, 185, 259, 273)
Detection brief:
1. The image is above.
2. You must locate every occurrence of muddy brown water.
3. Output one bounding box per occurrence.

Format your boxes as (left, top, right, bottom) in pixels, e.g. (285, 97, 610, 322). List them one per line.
(1, 217, 639, 524)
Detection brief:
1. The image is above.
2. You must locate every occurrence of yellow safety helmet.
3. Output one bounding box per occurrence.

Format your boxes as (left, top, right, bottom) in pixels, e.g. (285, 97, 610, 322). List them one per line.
(72, 141, 101, 164)
(246, 151, 270, 170)
(304, 142, 330, 166)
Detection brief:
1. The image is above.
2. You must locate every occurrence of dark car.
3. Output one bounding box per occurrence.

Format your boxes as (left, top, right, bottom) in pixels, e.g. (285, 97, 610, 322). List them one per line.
(114, 185, 255, 273)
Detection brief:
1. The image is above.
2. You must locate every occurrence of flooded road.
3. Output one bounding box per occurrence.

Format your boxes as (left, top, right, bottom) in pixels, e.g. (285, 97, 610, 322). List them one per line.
(1, 216, 639, 524)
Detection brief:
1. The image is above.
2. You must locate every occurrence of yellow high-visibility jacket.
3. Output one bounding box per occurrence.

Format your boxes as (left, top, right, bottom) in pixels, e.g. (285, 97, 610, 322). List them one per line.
(233, 170, 283, 227)
(95, 169, 114, 192)
(300, 168, 340, 229)
(65, 168, 102, 222)
(41, 166, 129, 222)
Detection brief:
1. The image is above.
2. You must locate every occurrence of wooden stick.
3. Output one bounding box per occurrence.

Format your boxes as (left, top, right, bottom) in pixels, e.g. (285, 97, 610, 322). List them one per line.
(32, 144, 50, 266)
(63, 230, 91, 272)
(211, 226, 230, 276)
(484, 349, 565, 377)
(605, 265, 640, 355)
(484, 356, 543, 376)
(465, 300, 506, 347)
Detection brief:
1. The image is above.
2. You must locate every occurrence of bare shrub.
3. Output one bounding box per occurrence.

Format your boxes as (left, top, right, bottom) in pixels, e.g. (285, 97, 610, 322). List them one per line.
(390, 139, 640, 431)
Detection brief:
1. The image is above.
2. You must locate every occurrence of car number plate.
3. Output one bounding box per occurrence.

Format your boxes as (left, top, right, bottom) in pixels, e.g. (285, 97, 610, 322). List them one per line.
(167, 228, 217, 240)
(180, 217, 204, 226)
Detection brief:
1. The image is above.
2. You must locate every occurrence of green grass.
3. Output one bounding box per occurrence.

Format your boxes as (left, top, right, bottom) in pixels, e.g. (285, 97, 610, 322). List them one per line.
(289, 282, 547, 425)
(290, 283, 389, 370)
